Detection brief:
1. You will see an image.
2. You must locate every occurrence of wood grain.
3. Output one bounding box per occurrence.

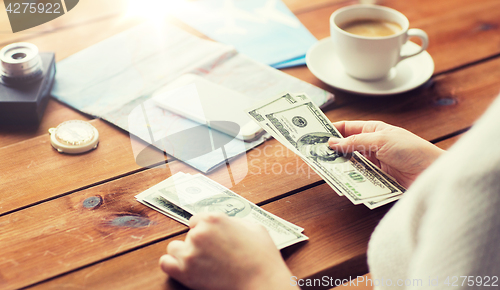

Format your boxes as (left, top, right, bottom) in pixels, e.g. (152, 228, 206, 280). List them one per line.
(1, 1, 498, 289)
(0, 119, 168, 216)
(0, 166, 186, 290)
(0, 136, 328, 289)
(27, 183, 389, 290)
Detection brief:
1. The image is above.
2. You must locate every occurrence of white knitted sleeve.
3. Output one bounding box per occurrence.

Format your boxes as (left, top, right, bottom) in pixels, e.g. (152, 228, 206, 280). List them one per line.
(367, 95, 500, 290)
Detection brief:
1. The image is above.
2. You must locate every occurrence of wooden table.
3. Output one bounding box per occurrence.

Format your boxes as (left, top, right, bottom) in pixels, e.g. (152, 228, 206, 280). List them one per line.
(1, 0, 499, 289)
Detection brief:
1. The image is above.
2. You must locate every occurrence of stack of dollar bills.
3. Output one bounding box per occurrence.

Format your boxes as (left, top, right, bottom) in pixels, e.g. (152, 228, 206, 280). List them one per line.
(247, 93, 406, 209)
(136, 172, 308, 249)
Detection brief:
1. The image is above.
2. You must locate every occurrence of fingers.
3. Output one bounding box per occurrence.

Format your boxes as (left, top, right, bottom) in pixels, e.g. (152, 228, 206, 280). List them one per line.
(189, 212, 227, 229)
(188, 214, 202, 229)
(161, 239, 188, 278)
(333, 121, 388, 137)
(159, 254, 182, 278)
(329, 132, 385, 154)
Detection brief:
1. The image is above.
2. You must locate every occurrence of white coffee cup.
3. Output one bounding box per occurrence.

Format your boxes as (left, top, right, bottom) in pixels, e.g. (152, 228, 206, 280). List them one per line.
(330, 4, 428, 80)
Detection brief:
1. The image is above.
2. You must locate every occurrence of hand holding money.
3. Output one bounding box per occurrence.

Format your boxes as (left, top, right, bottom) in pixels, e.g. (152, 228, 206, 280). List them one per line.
(247, 93, 409, 209)
(160, 213, 300, 290)
(329, 120, 445, 188)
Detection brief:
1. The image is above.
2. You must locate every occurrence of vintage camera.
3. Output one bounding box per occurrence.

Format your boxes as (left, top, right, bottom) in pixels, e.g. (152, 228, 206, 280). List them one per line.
(0, 42, 55, 124)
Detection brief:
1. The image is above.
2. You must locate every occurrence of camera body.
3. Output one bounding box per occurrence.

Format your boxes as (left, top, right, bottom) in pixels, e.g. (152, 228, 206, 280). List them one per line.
(0, 43, 56, 125)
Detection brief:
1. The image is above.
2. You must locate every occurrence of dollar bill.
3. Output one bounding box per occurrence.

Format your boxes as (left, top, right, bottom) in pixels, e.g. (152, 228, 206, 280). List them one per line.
(264, 101, 404, 203)
(247, 93, 346, 196)
(135, 172, 193, 224)
(353, 153, 405, 208)
(136, 172, 304, 232)
(364, 195, 402, 209)
(155, 173, 308, 249)
(136, 172, 306, 248)
(246, 92, 406, 208)
(248, 93, 306, 145)
(138, 196, 192, 225)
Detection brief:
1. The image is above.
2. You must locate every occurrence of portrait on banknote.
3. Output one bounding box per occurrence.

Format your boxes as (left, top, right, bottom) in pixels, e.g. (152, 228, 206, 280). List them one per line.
(193, 195, 252, 218)
(297, 133, 349, 164)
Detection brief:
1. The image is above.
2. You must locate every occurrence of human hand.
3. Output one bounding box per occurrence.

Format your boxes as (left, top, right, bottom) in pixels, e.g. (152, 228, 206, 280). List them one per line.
(328, 121, 444, 188)
(159, 213, 299, 290)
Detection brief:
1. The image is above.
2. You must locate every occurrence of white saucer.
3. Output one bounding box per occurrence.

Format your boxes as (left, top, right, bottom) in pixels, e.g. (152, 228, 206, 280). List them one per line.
(306, 37, 434, 96)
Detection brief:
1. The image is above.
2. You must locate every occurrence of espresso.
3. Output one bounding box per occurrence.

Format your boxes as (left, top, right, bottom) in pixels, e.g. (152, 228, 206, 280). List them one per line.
(340, 19, 402, 37)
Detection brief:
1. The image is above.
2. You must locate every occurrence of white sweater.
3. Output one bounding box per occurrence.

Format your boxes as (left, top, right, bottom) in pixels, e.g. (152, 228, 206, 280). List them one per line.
(367, 96, 500, 289)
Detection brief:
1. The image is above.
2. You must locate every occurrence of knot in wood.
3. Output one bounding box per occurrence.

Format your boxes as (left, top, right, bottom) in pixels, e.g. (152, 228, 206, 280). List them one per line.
(83, 196, 103, 209)
(434, 97, 457, 106)
(111, 216, 150, 228)
(477, 23, 497, 31)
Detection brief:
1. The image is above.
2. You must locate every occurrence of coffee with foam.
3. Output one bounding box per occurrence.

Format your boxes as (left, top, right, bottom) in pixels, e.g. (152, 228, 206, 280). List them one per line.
(340, 19, 402, 37)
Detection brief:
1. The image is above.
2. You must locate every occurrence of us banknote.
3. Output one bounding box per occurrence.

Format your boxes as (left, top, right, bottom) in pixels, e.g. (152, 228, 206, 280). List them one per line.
(247, 93, 405, 208)
(136, 172, 307, 249)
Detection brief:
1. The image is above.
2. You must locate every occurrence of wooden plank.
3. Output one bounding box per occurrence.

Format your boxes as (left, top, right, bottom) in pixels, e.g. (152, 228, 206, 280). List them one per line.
(27, 183, 389, 290)
(0, 119, 168, 216)
(0, 137, 327, 289)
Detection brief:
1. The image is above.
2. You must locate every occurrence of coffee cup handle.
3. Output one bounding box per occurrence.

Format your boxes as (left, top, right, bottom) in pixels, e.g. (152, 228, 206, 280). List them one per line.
(400, 29, 429, 61)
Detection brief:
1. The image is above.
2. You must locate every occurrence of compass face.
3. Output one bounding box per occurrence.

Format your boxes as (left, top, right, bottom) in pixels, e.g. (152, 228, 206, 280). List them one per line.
(49, 120, 99, 154)
(55, 120, 96, 146)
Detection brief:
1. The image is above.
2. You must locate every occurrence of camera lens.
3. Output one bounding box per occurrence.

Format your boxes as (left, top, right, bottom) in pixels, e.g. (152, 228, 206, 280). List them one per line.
(0, 42, 43, 86)
(12, 53, 27, 60)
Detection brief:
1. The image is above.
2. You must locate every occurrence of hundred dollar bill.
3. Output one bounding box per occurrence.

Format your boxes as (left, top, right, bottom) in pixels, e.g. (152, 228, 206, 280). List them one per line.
(247, 92, 405, 207)
(136, 172, 304, 233)
(264, 102, 402, 203)
(247, 93, 308, 144)
(364, 195, 402, 210)
(359, 159, 404, 208)
(350, 152, 402, 196)
(135, 172, 193, 224)
(247, 93, 346, 196)
(358, 153, 406, 194)
(157, 174, 308, 249)
(351, 153, 406, 208)
(138, 195, 192, 225)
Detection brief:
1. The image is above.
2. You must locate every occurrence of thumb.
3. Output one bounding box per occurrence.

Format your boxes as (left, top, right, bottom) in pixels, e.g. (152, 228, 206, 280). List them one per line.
(328, 133, 384, 154)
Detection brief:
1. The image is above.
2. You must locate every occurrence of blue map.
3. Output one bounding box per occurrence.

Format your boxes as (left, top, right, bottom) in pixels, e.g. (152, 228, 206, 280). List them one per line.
(173, 0, 317, 68)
